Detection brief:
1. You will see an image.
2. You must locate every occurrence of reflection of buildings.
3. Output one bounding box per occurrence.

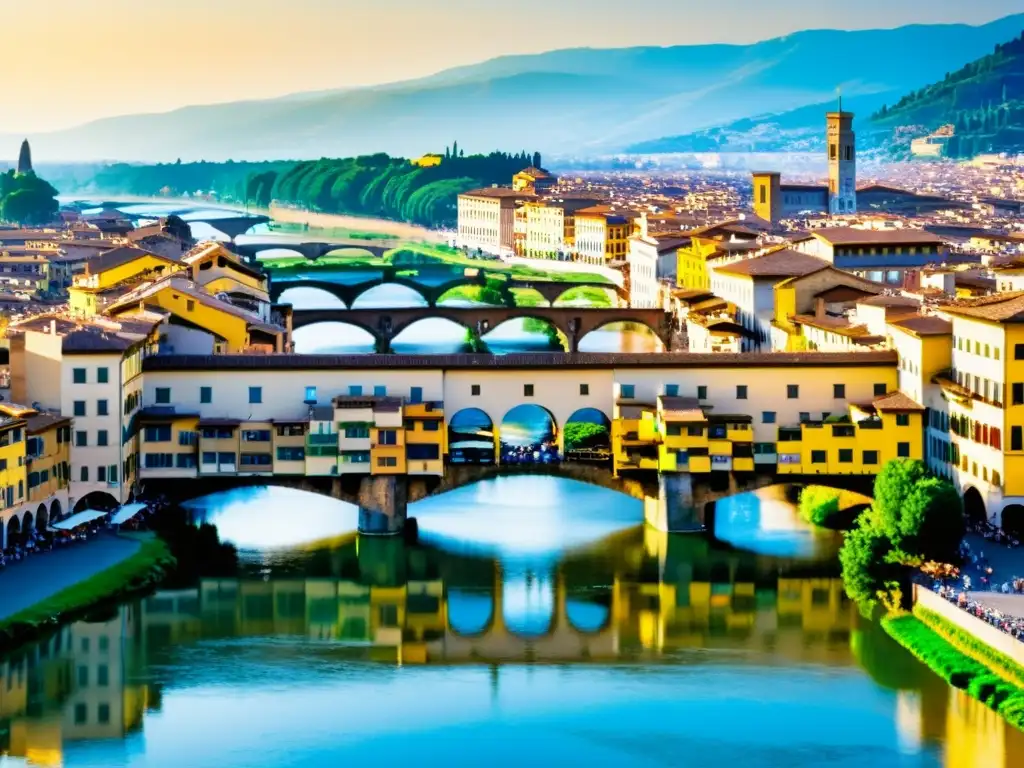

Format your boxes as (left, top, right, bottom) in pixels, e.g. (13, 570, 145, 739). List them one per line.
(0, 604, 151, 766)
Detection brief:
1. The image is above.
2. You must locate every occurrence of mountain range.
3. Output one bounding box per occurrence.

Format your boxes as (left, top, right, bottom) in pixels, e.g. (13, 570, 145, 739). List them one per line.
(9, 13, 1024, 162)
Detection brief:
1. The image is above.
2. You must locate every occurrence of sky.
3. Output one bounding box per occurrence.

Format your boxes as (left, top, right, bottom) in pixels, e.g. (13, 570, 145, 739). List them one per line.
(3, 0, 1020, 133)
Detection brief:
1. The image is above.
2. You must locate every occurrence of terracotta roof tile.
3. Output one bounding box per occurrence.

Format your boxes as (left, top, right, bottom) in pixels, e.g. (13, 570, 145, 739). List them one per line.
(714, 249, 829, 279)
(889, 315, 953, 336)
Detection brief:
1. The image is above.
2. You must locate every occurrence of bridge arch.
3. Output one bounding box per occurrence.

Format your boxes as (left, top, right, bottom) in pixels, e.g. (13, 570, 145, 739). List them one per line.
(292, 319, 382, 354)
(50, 498, 63, 523)
(482, 315, 568, 353)
(448, 408, 496, 465)
(564, 408, 612, 460)
(5, 515, 20, 548)
(348, 279, 433, 308)
(499, 403, 559, 464)
(35, 503, 48, 533)
(446, 587, 496, 637)
(577, 318, 666, 353)
(565, 590, 613, 634)
(1002, 503, 1024, 538)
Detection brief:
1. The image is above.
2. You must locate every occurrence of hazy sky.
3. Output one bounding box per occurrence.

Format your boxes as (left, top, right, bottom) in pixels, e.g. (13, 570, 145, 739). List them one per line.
(4, 0, 1020, 133)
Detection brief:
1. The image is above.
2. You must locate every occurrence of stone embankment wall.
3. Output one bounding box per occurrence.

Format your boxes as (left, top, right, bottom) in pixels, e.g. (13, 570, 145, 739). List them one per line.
(913, 583, 1024, 666)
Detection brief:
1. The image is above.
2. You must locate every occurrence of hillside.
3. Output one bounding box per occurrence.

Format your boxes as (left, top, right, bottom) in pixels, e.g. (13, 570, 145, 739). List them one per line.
(871, 31, 1024, 158)
(8, 14, 1024, 162)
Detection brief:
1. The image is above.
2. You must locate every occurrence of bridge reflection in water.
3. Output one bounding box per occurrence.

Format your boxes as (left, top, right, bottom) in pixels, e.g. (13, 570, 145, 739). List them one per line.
(1, 529, 1023, 765)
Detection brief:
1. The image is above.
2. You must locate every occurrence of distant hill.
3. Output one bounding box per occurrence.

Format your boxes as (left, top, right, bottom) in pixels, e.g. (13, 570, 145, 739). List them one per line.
(871, 31, 1024, 158)
(7, 14, 1024, 162)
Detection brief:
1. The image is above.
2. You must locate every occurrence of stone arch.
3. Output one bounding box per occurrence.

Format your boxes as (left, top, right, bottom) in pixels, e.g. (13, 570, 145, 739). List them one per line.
(73, 491, 119, 514)
(448, 408, 496, 465)
(35, 503, 48, 532)
(563, 407, 612, 460)
(963, 486, 987, 526)
(550, 284, 617, 307)
(5, 515, 20, 549)
(49, 498, 62, 523)
(434, 278, 507, 307)
(1001, 504, 1024, 538)
(271, 279, 351, 307)
(565, 591, 613, 635)
(388, 315, 473, 347)
(348, 279, 432, 308)
(499, 403, 559, 464)
(22, 512, 33, 538)
(577, 317, 666, 352)
(292, 318, 383, 352)
(502, 570, 557, 638)
(482, 315, 568, 352)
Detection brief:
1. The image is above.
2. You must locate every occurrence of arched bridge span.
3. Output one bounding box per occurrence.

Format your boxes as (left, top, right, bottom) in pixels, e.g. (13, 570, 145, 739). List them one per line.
(289, 306, 673, 352)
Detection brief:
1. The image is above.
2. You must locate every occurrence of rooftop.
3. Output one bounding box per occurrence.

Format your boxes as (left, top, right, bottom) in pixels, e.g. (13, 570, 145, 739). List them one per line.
(940, 292, 1024, 324)
(713, 249, 829, 279)
(806, 227, 946, 247)
(84, 245, 178, 276)
(657, 396, 705, 422)
(888, 315, 953, 337)
(461, 187, 533, 200)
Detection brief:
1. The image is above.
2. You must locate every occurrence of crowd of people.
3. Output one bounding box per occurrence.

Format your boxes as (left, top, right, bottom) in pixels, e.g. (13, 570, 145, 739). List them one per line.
(967, 519, 1020, 548)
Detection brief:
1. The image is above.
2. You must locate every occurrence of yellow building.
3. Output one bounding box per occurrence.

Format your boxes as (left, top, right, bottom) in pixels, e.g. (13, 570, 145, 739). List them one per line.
(676, 222, 761, 292)
(411, 153, 443, 168)
(370, 398, 406, 476)
(512, 166, 556, 195)
(0, 415, 28, 542)
(518, 198, 600, 260)
(181, 241, 272, 315)
(106, 275, 287, 354)
(574, 208, 636, 266)
(68, 246, 183, 316)
(0, 405, 73, 518)
(404, 400, 446, 476)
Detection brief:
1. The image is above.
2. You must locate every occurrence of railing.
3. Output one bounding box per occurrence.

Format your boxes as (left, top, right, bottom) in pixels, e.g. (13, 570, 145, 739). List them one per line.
(307, 445, 338, 457)
(306, 433, 338, 445)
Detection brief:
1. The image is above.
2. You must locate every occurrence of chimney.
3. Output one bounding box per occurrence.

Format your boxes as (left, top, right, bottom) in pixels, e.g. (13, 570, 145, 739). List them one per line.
(815, 297, 826, 319)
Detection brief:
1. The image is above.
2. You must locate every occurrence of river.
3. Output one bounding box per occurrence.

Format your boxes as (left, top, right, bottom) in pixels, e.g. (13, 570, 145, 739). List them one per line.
(74, 200, 659, 355)
(2, 478, 1020, 767)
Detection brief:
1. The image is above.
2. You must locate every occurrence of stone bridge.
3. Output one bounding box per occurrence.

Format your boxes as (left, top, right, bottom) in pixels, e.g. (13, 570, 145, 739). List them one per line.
(141, 463, 784, 537)
(269, 269, 624, 307)
(289, 306, 671, 352)
(233, 240, 395, 262)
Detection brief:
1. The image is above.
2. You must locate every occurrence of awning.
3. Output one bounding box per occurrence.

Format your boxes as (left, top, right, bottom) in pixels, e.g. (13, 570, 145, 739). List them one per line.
(51, 508, 108, 531)
(111, 503, 148, 525)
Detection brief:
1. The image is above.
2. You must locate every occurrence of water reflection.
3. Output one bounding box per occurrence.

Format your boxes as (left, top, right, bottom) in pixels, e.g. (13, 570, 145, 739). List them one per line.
(2, 479, 1021, 765)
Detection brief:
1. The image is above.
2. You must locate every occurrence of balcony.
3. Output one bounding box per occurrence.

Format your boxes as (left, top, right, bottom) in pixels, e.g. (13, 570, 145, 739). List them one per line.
(307, 445, 338, 458)
(307, 433, 339, 446)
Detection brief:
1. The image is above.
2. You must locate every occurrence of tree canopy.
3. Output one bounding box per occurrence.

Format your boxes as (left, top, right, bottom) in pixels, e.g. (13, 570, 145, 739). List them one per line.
(0, 171, 59, 226)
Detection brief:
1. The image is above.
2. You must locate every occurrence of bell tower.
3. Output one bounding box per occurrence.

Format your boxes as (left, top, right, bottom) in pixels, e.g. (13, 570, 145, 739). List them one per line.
(827, 109, 856, 215)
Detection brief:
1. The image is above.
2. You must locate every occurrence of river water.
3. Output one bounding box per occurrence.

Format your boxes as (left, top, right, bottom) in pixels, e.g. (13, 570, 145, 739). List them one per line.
(2, 478, 1020, 767)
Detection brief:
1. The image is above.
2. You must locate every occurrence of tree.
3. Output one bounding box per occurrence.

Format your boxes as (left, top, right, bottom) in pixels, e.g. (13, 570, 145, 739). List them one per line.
(452, 140, 459, 159)
(799, 486, 843, 528)
(870, 459, 929, 543)
(896, 476, 964, 564)
(839, 522, 897, 614)
(563, 422, 609, 451)
(533, 151, 542, 169)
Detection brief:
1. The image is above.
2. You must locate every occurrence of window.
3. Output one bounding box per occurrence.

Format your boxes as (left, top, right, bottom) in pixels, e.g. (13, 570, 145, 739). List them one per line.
(410, 386, 423, 404)
(97, 400, 108, 417)
(373, 385, 387, 397)
(838, 449, 853, 464)
(1014, 427, 1023, 452)
(97, 466, 107, 482)
(423, 421, 440, 432)
(242, 430, 271, 442)
(98, 703, 110, 725)
(524, 384, 534, 397)
(74, 703, 87, 725)
(155, 387, 171, 404)
(144, 425, 171, 442)
(377, 430, 398, 446)
(1015, 344, 1024, 361)
(75, 431, 87, 447)
(863, 450, 879, 465)
(80, 466, 89, 482)
(833, 384, 846, 399)
(73, 368, 86, 384)
(687, 426, 703, 437)
(144, 453, 174, 469)
(407, 444, 440, 460)
(97, 430, 108, 447)
(811, 450, 827, 464)
(471, 385, 481, 396)
(897, 442, 911, 458)
(377, 456, 399, 468)
(200, 386, 212, 404)
(620, 385, 635, 399)
(97, 367, 109, 384)
(249, 387, 262, 404)
(799, 412, 811, 423)
(665, 384, 679, 397)
(787, 385, 799, 399)
(736, 385, 748, 400)
(579, 384, 589, 396)
(697, 386, 708, 400)
(277, 446, 305, 461)
(349, 385, 363, 396)
(1014, 383, 1024, 406)
(240, 454, 272, 467)
(762, 411, 776, 424)
(202, 452, 217, 465)
(874, 383, 887, 397)
(344, 425, 370, 439)
(896, 414, 910, 427)
(73, 401, 86, 417)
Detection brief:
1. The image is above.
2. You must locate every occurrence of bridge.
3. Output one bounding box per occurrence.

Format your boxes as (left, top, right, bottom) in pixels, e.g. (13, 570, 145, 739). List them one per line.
(234, 239, 396, 261)
(268, 267, 625, 307)
(289, 306, 673, 352)
(82, 203, 271, 241)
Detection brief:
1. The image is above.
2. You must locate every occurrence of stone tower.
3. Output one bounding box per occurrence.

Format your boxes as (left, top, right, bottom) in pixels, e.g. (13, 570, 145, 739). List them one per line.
(827, 111, 855, 215)
(751, 171, 782, 225)
(16, 139, 32, 174)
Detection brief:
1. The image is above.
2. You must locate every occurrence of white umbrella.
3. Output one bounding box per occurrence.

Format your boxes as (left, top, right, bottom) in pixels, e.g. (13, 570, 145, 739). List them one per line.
(110, 503, 148, 525)
(51, 508, 108, 531)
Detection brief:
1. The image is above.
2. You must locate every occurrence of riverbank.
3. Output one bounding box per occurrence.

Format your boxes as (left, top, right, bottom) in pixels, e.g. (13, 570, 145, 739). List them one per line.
(883, 599, 1024, 730)
(0, 535, 175, 651)
(268, 204, 444, 243)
